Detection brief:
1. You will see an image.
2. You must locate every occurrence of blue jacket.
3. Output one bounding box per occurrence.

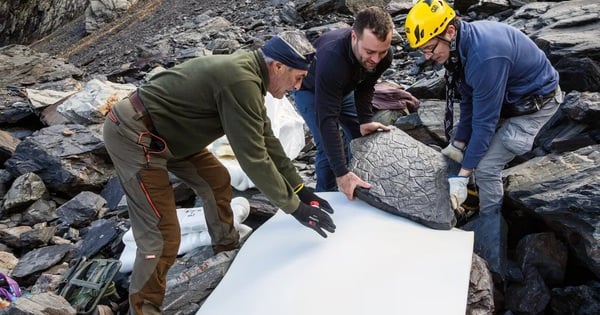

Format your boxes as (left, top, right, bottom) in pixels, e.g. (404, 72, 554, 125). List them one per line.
(300, 28, 393, 176)
(453, 20, 559, 169)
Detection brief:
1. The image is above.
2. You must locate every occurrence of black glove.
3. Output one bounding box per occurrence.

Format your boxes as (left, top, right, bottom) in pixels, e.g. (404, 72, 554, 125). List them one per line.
(296, 184, 334, 214)
(291, 202, 336, 238)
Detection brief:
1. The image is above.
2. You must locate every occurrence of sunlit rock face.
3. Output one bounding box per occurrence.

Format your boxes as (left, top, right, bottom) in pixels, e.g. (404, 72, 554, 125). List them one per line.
(0, 0, 88, 46)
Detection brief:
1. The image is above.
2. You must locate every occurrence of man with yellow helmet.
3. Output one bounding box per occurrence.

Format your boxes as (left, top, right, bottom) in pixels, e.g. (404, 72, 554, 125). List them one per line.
(405, 0, 562, 276)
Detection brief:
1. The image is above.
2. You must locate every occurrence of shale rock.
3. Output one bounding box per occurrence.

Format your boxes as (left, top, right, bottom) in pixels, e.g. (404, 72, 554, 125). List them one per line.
(4, 124, 114, 196)
(504, 144, 600, 278)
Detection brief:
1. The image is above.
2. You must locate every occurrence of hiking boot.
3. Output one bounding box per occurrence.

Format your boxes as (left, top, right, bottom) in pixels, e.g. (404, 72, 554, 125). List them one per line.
(212, 242, 239, 255)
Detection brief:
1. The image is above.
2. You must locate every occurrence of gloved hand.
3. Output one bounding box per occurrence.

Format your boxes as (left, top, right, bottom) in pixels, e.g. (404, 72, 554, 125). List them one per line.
(448, 176, 469, 210)
(291, 202, 336, 238)
(441, 143, 465, 163)
(296, 184, 334, 214)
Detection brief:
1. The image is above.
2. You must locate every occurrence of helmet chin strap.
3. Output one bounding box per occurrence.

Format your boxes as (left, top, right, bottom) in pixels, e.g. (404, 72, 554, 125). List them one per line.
(441, 22, 461, 73)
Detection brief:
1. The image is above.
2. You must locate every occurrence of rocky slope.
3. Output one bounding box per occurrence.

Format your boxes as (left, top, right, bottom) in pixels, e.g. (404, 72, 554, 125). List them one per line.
(30, 0, 312, 78)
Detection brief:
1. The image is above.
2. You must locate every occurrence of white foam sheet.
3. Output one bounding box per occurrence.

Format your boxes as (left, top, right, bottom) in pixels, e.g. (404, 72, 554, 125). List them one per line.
(197, 192, 474, 315)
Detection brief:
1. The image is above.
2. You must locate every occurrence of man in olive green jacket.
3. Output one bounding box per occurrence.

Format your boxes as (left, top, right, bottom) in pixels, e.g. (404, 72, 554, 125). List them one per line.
(103, 31, 336, 315)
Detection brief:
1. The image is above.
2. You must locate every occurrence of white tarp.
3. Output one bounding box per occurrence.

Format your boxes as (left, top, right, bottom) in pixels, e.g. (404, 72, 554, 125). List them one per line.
(197, 192, 474, 315)
(208, 92, 306, 191)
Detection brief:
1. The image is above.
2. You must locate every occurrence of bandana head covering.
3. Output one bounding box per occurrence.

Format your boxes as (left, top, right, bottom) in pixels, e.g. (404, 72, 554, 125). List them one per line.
(262, 36, 314, 71)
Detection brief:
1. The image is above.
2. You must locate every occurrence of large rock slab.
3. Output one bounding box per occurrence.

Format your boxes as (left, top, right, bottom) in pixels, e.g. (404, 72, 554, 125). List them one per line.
(85, 0, 139, 33)
(0, 45, 83, 125)
(163, 247, 237, 314)
(0, 0, 87, 46)
(350, 126, 456, 230)
(1, 172, 48, 214)
(0, 45, 83, 88)
(56, 78, 136, 125)
(503, 144, 600, 278)
(505, 0, 600, 92)
(11, 244, 74, 278)
(1, 291, 76, 315)
(4, 124, 114, 196)
(0, 130, 20, 165)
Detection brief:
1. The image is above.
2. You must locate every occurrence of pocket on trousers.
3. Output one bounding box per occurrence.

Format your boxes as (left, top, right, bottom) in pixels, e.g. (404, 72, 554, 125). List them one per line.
(500, 119, 538, 156)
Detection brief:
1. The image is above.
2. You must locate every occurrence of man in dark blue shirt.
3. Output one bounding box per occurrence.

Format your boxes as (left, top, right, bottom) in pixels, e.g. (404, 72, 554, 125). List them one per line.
(294, 6, 394, 199)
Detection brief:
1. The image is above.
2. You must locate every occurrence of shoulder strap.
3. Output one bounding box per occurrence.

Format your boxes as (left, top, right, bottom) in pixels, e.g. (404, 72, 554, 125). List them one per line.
(443, 21, 463, 141)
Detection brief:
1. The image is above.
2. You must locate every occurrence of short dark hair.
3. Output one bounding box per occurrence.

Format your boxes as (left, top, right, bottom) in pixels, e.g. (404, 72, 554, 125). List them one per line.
(441, 17, 460, 35)
(352, 6, 394, 41)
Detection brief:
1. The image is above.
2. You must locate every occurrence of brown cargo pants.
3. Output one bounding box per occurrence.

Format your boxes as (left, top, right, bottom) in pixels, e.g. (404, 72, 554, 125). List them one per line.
(103, 96, 239, 315)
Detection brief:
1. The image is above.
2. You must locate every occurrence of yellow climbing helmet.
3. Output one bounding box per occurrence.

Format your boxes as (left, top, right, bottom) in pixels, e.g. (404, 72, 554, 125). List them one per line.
(405, 0, 456, 48)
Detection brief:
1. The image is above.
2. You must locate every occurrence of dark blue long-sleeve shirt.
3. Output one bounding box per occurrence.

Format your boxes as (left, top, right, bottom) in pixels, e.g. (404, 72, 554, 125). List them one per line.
(454, 20, 559, 170)
(300, 28, 393, 177)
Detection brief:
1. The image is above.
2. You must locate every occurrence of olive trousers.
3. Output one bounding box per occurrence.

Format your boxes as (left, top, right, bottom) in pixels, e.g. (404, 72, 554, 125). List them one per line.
(103, 97, 239, 315)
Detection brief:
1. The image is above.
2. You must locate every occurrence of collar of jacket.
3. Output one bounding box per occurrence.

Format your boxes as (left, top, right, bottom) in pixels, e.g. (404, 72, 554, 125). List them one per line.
(255, 50, 270, 96)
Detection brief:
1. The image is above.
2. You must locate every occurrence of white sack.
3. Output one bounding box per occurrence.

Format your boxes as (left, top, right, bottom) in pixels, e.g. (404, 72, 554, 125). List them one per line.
(119, 197, 252, 273)
(208, 92, 305, 191)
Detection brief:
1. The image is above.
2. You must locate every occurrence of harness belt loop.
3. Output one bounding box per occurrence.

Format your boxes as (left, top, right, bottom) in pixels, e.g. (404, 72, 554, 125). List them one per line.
(129, 90, 155, 131)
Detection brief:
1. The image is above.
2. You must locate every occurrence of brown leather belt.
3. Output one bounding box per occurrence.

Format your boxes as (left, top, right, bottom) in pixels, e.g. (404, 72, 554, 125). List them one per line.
(129, 90, 155, 131)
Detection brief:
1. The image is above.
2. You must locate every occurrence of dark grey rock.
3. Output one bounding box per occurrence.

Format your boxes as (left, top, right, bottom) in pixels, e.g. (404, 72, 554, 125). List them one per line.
(561, 91, 600, 124)
(373, 109, 407, 126)
(100, 176, 125, 211)
(2, 172, 48, 214)
(304, 22, 350, 42)
(0, 226, 30, 248)
(533, 91, 600, 155)
(0, 99, 34, 125)
(0, 45, 83, 87)
(4, 124, 114, 196)
(516, 232, 568, 286)
(56, 191, 106, 229)
(505, 266, 551, 314)
(0, 130, 20, 166)
(19, 226, 57, 250)
(162, 249, 237, 314)
(505, 0, 600, 93)
(416, 99, 461, 145)
(341, 0, 390, 14)
(0, 169, 14, 198)
(504, 145, 600, 278)
(11, 244, 74, 278)
(76, 218, 119, 259)
(280, 2, 304, 24)
(0, 291, 76, 315)
(170, 174, 197, 207)
(406, 69, 446, 100)
(350, 127, 456, 230)
(553, 57, 600, 94)
(0, 0, 86, 46)
(385, 0, 413, 16)
(550, 282, 600, 315)
(466, 0, 511, 16)
(296, 0, 339, 18)
(21, 199, 58, 226)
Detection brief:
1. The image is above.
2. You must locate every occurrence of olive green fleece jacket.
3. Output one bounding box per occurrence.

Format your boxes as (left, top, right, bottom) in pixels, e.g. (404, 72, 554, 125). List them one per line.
(138, 50, 302, 213)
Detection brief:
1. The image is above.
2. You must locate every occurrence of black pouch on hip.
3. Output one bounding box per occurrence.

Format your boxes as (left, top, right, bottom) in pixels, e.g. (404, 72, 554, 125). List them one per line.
(502, 94, 552, 118)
